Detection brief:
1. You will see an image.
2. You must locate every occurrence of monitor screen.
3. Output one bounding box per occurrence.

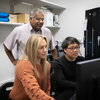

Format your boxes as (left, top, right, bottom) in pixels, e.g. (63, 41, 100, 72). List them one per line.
(76, 58, 100, 100)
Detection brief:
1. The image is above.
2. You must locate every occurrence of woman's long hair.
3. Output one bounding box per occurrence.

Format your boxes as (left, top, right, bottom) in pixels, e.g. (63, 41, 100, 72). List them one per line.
(22, 34, 48, 78)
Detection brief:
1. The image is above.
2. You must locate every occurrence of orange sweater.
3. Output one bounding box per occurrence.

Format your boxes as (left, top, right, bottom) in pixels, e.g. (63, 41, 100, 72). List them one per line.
(9, 60, 54, 100)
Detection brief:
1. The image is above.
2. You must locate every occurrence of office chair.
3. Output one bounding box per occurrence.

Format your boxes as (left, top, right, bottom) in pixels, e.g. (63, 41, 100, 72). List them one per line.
(50, 61, 56, 98)
(0, 81, 14, 100)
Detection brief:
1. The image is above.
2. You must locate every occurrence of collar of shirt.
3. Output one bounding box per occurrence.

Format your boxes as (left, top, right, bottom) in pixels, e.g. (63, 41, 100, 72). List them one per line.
(29, 23, 42, 34)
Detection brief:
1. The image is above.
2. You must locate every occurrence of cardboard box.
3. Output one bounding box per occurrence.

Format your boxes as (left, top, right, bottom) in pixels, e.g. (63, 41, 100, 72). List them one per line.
(9, 14, 17, 23)
(17, 14, 29, 23)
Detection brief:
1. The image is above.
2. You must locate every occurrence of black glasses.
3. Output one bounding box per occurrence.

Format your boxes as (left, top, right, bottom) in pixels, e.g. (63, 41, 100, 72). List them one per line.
(35, 18, 44, 21)
(67, 46, 80, 51)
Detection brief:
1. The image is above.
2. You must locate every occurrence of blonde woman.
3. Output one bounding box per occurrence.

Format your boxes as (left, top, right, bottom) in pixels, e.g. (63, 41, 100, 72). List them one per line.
(9, 34, 54, 100)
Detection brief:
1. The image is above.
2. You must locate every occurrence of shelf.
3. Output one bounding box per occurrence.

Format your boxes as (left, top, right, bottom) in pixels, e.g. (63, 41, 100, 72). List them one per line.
(14, 0, 65, 10)
(0, 22, 60, 29)
(39, 0, 65, 10)
(0, 0, 64, 29)
(0, 22, 23, 26)
(45, 25, 60, 29)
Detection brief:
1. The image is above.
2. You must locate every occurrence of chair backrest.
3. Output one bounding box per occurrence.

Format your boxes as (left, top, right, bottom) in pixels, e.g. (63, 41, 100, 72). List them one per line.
(50, 61, 56, 98)
(0, 82, 14, 100)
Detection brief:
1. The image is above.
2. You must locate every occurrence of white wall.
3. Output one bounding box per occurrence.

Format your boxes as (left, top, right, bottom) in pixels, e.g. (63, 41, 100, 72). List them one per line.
(0, 25, 15, 86)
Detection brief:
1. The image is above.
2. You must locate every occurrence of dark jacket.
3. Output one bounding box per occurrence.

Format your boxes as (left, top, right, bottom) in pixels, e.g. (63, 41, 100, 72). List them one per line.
(50, 55, 85, 100)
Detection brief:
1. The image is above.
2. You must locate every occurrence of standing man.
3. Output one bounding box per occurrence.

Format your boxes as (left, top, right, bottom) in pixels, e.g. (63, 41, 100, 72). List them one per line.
(3, 8, 57, 65)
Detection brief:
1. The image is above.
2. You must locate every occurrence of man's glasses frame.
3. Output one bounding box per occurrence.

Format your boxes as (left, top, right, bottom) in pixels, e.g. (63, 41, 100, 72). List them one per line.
(67, 46, 80, 51)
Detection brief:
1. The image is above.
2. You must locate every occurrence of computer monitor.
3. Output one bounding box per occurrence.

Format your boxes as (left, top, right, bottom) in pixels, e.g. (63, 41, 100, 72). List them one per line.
(76, 58, 100, 100)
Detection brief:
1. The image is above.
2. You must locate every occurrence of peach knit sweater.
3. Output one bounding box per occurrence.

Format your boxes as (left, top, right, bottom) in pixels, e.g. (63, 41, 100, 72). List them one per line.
(9, 60, 54, 100)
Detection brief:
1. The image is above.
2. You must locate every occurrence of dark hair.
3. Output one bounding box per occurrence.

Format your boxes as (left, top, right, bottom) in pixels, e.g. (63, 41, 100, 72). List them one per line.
(61, 36, 80, 50)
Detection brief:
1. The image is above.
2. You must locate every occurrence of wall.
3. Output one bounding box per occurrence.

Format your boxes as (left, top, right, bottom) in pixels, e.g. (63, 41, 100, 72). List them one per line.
(47, 0, 100, 56)
(0, 0, 15, 86)
(0, 25, 15, 86)
(48, 0, 100, 40)
(0, 0, 11, 13)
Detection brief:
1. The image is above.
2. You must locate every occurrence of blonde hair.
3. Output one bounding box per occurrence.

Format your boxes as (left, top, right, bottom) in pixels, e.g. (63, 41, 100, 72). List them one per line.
(23, 34, 48, 78)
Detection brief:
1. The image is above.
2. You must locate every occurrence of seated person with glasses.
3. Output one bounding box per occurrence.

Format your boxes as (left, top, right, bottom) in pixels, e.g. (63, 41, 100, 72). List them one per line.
(51, 36, 85, 100)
